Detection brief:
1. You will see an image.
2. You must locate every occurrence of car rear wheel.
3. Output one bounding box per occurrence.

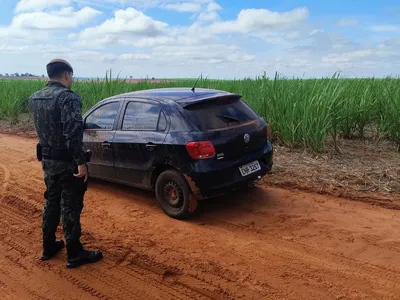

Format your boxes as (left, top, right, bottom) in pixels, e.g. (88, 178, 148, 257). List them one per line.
(155, 169, 198, 220)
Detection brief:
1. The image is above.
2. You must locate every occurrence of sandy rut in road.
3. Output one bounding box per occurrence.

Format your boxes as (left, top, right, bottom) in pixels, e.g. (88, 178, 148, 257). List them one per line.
(0, 134, 400, 300)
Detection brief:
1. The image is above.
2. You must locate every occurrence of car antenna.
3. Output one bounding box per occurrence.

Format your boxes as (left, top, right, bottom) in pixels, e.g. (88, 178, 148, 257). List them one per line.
(191, 72, 202, 93)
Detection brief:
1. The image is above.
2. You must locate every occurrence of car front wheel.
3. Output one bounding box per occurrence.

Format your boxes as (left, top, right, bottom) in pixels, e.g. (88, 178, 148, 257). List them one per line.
(155, 169, 198, 220)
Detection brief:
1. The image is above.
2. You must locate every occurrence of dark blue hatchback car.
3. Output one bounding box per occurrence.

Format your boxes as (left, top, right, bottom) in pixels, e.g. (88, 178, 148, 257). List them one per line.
(82, 87, 273, 219)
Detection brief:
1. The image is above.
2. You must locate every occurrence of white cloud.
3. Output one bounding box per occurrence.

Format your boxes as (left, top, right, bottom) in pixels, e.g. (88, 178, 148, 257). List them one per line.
(164, 3, 202, 12)
(321, 46, 400, 66)
(0, 44, 29, 53)
(291, 31, 356, 55)
(129, 36, 176, 47)
(71, 7, 168, 46)
(197, 11, 219, 22)
(15, 0, 72, 12)
(321, 50, 375, 63)
(150, 43, 255, 65)
(70, 6, 225, 49)
(1, 2, 400, 79)
(285, 31, 301, 40)
(370, 25, 400, 32)
(195, 1, 222, 22)
(378, 38, 400, 48)
(99, 0, 219, 10)
(11, 7, 101, 30)
(116, 0, 173, 8)
(210, 7, 309, 34)
(206, 2, 221, 11)
(337, 18, 358, 27)
(120, 53, 152, 60)
(0, 5, 101, 42)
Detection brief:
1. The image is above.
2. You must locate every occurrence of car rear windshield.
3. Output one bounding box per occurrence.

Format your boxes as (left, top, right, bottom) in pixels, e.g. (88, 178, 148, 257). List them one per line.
(184, 97, 259, 130)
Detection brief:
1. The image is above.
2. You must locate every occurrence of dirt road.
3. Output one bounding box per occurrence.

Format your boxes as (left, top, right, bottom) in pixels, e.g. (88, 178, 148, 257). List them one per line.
(1, 134, 400, 300)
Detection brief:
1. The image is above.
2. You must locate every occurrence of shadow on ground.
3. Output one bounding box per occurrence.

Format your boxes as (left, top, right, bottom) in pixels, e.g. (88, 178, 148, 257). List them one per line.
(88, 178, 274, 222)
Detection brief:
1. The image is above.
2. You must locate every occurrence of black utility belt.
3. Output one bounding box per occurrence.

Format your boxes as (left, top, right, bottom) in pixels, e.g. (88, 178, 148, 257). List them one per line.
(36, 144, 92, 163)
(37, 144, 73, 162)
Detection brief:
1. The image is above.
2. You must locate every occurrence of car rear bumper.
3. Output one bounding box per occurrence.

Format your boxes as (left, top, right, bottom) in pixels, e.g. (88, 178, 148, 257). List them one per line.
(186, 141, 273, 199)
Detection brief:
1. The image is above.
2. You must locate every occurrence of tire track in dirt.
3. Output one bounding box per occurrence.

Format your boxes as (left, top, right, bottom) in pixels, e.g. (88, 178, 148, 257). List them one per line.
(39, 262, 114, 300)
(2, 193, 42, 217)
(1, 174, 215, 299)
(0, 204, 31, 226)
(77, 262, 201, 300)
(0, 221, 135, 300)
(1, 181, 397, 300)
(197, 210, 400, 299)
(0, 163, 10, 196)
(11, 176, 398, 300)
(81, 222, 278, 298)
(67, 227, 230, 299)
(0, 263, 38, 300)
(78, 184, 384, 299)
(113, 256, 229, 300)
(0, 240, 64, 300)
(117, 248, 236, 299)
(0, 184, 127, 300)
(0, 242, 100, 300)
(208, 214, 400, 274)
(81, 187, 275, 299)
(0, 200, 214, 300)
(2, 134, 400, 300)
(0, 279, 15, 300)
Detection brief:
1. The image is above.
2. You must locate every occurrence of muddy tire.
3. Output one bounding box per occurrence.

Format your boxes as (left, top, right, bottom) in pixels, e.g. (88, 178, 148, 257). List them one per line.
(155, 169, 198, 220)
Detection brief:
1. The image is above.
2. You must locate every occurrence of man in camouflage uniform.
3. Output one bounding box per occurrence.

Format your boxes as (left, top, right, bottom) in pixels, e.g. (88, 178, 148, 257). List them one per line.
(29, 58, 103, 268)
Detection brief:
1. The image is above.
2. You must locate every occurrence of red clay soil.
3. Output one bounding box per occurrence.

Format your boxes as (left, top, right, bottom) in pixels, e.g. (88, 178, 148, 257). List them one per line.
(2, 114, 400, 208)
(1, 133, 400, 299)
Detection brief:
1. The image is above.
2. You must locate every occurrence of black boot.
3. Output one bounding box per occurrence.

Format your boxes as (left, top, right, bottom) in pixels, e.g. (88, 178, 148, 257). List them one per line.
(40, 239, 65, 260)
(66, 249, 103, 269)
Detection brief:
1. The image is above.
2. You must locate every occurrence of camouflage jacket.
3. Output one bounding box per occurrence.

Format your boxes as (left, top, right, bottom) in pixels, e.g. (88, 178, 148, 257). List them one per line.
(29, 81, 86, 174)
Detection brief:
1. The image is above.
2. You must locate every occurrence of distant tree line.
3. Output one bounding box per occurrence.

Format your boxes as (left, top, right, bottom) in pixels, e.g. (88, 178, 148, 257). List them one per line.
(0, 73, 45, 77)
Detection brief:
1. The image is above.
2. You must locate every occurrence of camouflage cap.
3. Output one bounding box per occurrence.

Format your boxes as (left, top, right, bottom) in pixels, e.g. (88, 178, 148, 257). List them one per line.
(46, 58, 73, 73)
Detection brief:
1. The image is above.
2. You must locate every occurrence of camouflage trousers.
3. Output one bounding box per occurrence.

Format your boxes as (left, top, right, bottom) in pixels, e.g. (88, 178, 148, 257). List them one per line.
(42, 164, 88, 258)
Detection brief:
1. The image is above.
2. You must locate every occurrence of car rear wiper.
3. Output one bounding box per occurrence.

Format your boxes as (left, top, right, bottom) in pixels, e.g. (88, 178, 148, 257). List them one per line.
(215, 114, 241, 123)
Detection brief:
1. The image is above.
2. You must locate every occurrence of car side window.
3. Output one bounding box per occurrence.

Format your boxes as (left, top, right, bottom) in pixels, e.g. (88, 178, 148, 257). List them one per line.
(122, 101, 166, 131)
(84, 102, 120, 130)
(157, 110, 167, 131)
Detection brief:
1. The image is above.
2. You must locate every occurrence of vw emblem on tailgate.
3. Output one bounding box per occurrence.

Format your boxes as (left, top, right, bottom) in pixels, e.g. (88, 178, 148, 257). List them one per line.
(244, 133, 250, 143)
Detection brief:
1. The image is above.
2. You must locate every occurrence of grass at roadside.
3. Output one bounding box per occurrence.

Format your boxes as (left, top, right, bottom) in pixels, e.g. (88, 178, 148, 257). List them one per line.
(1, 72, 399, 152)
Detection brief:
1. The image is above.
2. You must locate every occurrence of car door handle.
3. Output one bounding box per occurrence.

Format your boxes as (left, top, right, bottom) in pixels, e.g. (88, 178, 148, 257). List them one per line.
(102, 141, 111, 147)
(145, 143, 157, 151)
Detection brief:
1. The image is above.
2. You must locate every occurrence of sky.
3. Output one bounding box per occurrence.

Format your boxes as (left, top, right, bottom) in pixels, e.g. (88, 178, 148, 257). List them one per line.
(0, 0, 399, 79)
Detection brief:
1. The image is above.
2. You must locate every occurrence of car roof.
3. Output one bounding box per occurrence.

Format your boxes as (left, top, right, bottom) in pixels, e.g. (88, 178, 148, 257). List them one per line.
(98, 87, 241, 107)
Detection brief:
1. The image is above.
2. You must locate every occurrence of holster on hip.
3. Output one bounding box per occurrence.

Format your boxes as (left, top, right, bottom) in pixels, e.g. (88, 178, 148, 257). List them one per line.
(36, 143, 42, 161)
(85, 150, 92, 163)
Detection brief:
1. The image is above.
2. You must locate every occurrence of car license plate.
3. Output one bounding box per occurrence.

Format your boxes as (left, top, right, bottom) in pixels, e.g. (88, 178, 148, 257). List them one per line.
(239, 160, 261, 177)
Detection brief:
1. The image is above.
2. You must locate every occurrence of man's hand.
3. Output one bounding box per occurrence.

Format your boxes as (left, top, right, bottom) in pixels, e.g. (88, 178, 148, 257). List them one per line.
(74, 164, 88, 182)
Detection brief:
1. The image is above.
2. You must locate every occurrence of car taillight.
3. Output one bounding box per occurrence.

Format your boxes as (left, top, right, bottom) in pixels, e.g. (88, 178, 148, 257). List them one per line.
(186, 141, 216, 160)
(266, 125, 270, 140)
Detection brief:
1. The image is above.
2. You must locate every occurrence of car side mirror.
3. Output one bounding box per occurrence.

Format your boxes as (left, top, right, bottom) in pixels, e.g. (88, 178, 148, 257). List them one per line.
(83, 121, 102, 129)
